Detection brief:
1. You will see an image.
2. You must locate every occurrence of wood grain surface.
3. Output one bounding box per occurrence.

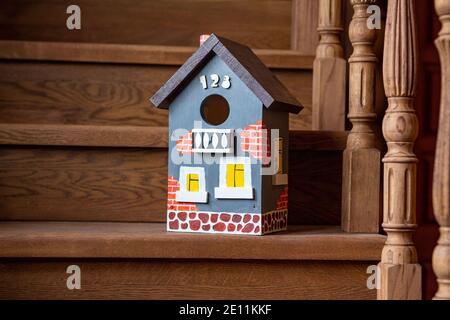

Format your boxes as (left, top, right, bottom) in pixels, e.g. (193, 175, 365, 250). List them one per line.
(0, 147, 167, 222)
(291, 0, 319, 54)
(289, 150, 343, 225)
(0, 40, 314, 70)
(0, 259, 377, 300)
(0, 222, 385, 260)
(0, 124, 168, 148)
(0, 61, 312, 130)
(0, 145, 343, 224)
(0, 125, 345, 151)
(0, 0, 292, 49)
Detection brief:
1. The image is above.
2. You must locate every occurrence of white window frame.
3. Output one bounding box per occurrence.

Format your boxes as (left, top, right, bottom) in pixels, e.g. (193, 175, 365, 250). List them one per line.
(176, 166, 208, 203)
(214, 156, 254, 199)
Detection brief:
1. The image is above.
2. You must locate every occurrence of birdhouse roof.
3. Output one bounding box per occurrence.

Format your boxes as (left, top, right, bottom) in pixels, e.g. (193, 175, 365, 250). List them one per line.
(150, 34, 303, 114)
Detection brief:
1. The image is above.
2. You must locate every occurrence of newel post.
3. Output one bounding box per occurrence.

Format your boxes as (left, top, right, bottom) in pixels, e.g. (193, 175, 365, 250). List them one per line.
(432, 0, 450, 300)
(341, 0, 381, 233)
(312, 0, 346, 130)
(378, 0, 421, 300)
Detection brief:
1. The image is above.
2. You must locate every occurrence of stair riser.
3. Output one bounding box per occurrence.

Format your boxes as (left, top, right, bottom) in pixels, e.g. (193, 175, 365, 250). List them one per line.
(0, 146, 342, 225)
(0, 61, 311, 130)
(0, 259, 377, 300)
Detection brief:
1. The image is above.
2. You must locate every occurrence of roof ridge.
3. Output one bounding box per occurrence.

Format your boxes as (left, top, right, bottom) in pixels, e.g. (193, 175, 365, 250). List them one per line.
(150, 34, 303, 114)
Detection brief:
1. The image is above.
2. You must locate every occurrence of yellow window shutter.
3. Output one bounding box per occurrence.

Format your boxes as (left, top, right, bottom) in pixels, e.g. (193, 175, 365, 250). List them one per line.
(187, 173, 199, 192)
(226, 164, 235, 188)
(278, 137, 283, 174)
(235, 164, 245, 187)
(226, 164, 245, 188)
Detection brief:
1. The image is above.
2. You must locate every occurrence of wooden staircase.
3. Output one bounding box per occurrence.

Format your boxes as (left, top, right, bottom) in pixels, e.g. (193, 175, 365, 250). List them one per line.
(2, 0, 448, 300)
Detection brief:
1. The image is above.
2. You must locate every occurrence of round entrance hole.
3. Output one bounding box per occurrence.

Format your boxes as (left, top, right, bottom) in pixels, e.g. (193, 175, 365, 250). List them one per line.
(200, 94, 230, 126)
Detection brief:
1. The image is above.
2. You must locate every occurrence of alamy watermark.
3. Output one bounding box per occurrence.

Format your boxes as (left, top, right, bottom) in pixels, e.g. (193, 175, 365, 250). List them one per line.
(66, 265, 81, 290)
(367, 5, 381, 30)
(366, 264, 381, 290)
(66, 5, 81, 30)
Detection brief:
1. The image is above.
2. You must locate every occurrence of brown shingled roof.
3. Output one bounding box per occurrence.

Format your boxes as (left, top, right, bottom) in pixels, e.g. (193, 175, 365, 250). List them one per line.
(150, 34, 303, 114)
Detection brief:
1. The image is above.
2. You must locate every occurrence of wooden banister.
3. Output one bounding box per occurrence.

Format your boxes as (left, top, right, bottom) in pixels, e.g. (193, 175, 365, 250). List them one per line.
(341, 0, 381, 233)
(312, 0, 346, 130)
(378, 0, 421, 300)
(432, 0, 450, 300)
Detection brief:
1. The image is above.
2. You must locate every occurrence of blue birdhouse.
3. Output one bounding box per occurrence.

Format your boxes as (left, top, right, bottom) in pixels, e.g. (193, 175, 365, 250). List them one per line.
(150, 34, 302, 235)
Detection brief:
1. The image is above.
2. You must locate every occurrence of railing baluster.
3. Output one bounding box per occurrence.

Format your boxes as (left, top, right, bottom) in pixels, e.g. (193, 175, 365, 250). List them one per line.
(432, 0, 450, 300)
(341, 0, 381, 233)
(312, 0, 346, 130)
(378, 0, 421, 300)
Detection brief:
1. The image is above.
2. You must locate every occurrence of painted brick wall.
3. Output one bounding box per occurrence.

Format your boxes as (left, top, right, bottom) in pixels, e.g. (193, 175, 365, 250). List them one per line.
(240, 120, 271, 164)
(276, 187, 288, 210)
(176, 131, 193, 154)
(167, 209, 287, 235)
(167, 176, 198, 212)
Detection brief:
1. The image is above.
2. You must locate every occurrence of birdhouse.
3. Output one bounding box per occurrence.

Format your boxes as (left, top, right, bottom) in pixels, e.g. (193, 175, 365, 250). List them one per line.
(150, 34, 303, 235)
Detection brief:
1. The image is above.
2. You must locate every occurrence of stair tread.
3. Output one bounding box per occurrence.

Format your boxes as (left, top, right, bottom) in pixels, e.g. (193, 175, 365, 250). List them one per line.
(0, 221, 385, 261)
(0, 40, 314, 70)
(0, 123, 348, 150)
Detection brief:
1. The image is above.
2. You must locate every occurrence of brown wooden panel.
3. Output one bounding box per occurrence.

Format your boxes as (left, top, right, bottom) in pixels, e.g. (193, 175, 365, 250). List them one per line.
(0, 40, 314, 70)
(289, 150, 342, 225)
(290, 130, 348, 151)
(0, 124, 168, 148)
(0, 125, 344, 151)
(0, 0, 292, 49)
(0, 62, 312, 130)
(0, 147, 167, 222)
(0, 62, 170, 127)
(276, 69, 312, 130)
(0, 145, 341, 224)
(0, 259, 377, 300)
(291, 0, 319, 54)
(0, 222, 385, 261)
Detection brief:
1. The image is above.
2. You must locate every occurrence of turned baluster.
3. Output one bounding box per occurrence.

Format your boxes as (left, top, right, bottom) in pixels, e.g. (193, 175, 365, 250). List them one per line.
(432, 0, 450, 300)
(312, 0, 346, 130)
(378, 0, 421, 300)
(341, 0, 381, 233)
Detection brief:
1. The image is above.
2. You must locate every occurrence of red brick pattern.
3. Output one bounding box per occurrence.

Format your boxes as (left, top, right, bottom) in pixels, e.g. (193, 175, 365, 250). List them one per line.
(167, 176, 198, 212)
(276, 187, 288, 210)
(262, 210, 288, 234)
(167, 209, 288, 235)
(240, 120, 271, 165)
(167, 211, 262, 235)
(176, 131, 193, 154)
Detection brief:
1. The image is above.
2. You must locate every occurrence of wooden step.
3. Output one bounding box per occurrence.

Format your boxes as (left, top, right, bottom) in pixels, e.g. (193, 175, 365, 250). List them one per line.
(0, 40, 314, 70)
(0, 124, 346, 149)
(0, 259, 379, 300)
(0, 40, 313, 130)
(0, 221, 384, 260)
(0, 221, 384, 299)
(0, 127, 346, 225)
(0, 0, 294, 50)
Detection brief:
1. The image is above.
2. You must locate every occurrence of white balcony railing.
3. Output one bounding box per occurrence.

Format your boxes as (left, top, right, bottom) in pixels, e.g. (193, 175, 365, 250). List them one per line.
(192, 129, 234, 154)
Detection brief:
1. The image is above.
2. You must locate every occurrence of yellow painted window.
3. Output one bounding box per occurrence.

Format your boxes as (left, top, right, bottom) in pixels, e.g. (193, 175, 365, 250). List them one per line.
(186, 173, 199, 192)
(226, 164, 245, 188)
(278, 138, 284, 174)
